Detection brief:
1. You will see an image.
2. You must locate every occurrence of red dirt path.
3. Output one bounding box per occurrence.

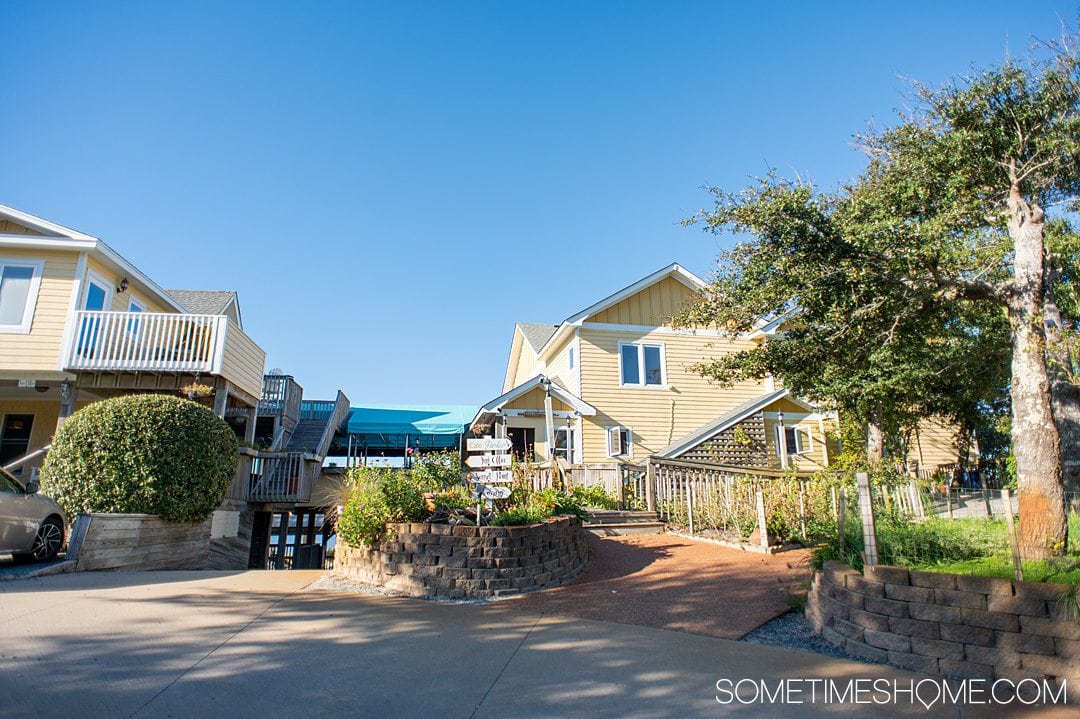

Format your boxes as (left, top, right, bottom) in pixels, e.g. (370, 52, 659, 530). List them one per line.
(503, 533, 813, 640)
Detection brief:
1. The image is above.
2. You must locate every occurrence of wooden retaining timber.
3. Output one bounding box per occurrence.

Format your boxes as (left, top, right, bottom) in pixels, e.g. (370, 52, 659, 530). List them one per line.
(68, 513, 211, 571)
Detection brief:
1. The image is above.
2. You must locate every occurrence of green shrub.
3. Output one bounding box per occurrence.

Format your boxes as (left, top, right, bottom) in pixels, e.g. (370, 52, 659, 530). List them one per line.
(529, 487, 588, 520)
(492, 505, 551, 526)
(336, 466, 430, 546)
(570, 484, 617, 510)
(41, 394, 239, 523)
(410, 450, 464, 490)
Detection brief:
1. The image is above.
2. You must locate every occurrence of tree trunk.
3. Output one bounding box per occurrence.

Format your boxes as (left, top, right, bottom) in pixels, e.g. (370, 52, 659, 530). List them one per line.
(866, 401, 885, 463)
(1008, 193, 1067, 559)
(1044, 281, 1080, 515)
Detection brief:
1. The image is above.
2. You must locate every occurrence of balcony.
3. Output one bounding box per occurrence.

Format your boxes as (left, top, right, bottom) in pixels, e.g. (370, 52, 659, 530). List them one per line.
(62, 311, 266, 401)
(226, 449, 321, 504)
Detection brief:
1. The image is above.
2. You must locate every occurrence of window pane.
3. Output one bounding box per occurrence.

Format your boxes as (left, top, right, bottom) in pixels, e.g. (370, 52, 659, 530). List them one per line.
(785, 427, 799, 454)
(620, 344, 640, 384)
(568, 348, 574, 370)
(85, 282, 107, 311)
(643, 345, 662, 385)
(0, 265, 33, 325)
(620, 428, 631, 456)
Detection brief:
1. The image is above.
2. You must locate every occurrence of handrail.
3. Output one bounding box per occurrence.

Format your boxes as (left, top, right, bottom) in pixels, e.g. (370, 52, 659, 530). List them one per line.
(63, 311, 228, 373)
(647, 455, 819, 478)
(248, 450, 320, 503)
(313, 391, 350, 459)
(2, 444, 51, 474)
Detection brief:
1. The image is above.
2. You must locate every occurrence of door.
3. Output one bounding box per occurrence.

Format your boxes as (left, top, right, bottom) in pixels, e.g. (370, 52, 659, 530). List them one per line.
(0, 414, 34, 469)
(507, 427, 535, 461)
(77, 275, 110, 357)
(0, 470, 34, 551)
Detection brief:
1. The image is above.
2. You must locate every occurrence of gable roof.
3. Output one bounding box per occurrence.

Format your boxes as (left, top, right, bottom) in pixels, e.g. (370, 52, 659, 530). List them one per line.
(516, 323, 558, 352)
(167, 289, 237, 316)
(0, 203, 187, 313)
(474, 374, 596, 429)
(563, 262, 705, 326)
(654, 389, 818, 459)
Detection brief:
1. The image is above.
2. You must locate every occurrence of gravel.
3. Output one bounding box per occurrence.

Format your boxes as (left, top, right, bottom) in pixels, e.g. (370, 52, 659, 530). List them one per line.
(0, 553, 70, 581)
(741, 612, 883, 666)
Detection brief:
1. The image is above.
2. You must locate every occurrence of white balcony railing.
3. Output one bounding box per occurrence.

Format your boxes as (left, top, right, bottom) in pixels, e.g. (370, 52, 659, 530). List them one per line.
(64, 311, 228, 374)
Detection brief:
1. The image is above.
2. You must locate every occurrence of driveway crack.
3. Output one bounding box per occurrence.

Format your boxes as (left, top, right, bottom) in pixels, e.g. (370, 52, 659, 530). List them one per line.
(468, 613, 543, 719)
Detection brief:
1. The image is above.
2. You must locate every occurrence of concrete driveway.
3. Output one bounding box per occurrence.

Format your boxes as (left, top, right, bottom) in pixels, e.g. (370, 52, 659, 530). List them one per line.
(0, 571, 1071, 718)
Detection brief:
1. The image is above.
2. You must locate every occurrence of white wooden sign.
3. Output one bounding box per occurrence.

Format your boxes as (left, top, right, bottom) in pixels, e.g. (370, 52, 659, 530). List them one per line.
(468, 470, 514, 484)
(472, 484, 512, 500)
(467, 437, 512, 452)
(465, 454, 512, 468)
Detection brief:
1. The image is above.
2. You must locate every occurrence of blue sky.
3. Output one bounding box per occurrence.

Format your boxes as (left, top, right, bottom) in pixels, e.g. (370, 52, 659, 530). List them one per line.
(2, 2, 1075, 404)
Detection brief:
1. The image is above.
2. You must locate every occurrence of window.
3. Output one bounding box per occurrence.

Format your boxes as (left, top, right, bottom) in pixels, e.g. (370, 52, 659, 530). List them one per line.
(568, 347, 574, 370)
(127, 297, 145, 336)
(554, 427, 575, 462)
(606, 426, 633, 458)
(0, 260, 43, 334)
(774, 425, 812, 457)
(619, 342, 664, 386)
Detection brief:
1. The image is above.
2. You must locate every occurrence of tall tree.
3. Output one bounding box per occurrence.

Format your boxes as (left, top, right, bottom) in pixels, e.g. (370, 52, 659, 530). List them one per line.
(684, 40, 1080, 558)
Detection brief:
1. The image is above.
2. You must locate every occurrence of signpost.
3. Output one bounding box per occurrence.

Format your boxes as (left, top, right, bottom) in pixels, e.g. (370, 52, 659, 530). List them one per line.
(465, 454, 512, 468)
(466, 436, 513, 522)
(467, 437, 512, 452)
(468, 470, 514, 484)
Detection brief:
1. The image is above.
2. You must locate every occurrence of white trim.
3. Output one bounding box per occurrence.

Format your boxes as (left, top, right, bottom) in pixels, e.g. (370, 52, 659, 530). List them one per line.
(580, 321, 729, 336)
(660, 388, 789, 459)
(745, 306, 802, 340)
(0, 204, 97, 241)
(617, 340, 667, 388)
(0, 257, 45, 334)
(606, 425, 633, 459)
(82, 271, 111, 311)
(564, 263, 705, 326)
(502, 409, 576, 419)
(57, 252, 87, 371)
(472, 374, 597, 430)
(573, 329, 581, 394)
(763, 411, 824, 421)
(774, 424, 812, 457)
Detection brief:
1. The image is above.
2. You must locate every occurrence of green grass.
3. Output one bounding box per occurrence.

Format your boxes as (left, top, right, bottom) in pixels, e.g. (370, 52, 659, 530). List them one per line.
(812, 510, 1080, 586)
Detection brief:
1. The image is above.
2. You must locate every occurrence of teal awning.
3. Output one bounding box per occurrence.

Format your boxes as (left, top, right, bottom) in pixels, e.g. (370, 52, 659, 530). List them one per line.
(346, 405, 477, 437)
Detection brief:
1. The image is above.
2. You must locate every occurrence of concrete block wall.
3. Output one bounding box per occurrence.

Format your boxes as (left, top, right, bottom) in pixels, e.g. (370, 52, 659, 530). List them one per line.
(807, 560, 1080, 686)
(70, 513, 211, 571)
(334, 516, 589, 599)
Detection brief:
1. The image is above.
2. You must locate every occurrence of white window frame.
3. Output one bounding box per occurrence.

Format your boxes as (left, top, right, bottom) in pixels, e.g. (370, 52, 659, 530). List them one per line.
(128, 296, 145, 313)
(617, 341, 666, 388)
(606, 425, 633, 459)
(774, 425, 813, 457)
(554, 426, 577, 463)
(0, 258, 45, 334)
(82, 271, 111, 311)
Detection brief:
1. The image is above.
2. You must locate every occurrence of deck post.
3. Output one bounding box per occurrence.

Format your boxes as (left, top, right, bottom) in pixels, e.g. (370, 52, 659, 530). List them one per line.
(645, 458, 656, 514)
(214, 382, 230, 418)
(57, 380, 78, 429)
(244, 405, 257, 445)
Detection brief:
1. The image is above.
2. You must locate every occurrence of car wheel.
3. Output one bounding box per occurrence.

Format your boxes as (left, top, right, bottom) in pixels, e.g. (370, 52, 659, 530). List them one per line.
(30, 517, 64, 562)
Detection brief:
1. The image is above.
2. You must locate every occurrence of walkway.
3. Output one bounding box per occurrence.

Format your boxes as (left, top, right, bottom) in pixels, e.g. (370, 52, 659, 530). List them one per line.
(505, 534, 813, 639)
(1, 571, 1067, 717)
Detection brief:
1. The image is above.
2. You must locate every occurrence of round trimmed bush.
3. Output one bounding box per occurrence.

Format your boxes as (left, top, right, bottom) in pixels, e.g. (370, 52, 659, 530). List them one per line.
(41, 394, 239, 523)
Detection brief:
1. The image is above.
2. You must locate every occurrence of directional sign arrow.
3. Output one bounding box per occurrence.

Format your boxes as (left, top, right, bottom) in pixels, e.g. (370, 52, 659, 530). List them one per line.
(472, 484, 512, 500)
(465, 454, 512, 468)
(468, 470, 514, 484)
(467, 437, 513, 452)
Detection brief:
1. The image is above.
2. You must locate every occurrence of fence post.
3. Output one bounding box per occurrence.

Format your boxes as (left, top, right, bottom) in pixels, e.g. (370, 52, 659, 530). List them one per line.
(837, 488, 847, 552)
(982, 486, 993, 517)
(1002, 488, 1024, 582)
(755, 490, 768, 551)
(831, 486, 838, 522)
(645, 458, 656, 514)
(688, 483, 695, 536)
(798, 481, 807, 540)
(909, 480, 925, 519)
(945, 484, 953, 519)
(856, 472, 879, 567)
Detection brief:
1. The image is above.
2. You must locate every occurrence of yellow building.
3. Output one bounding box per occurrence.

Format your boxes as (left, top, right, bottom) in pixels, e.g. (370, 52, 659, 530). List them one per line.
(0, 204, 266, 478)
(474, 263, 970, 474)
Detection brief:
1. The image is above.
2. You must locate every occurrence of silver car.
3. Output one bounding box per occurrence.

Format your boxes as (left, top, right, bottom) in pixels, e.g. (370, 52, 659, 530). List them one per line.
(0, 468, 65, 562)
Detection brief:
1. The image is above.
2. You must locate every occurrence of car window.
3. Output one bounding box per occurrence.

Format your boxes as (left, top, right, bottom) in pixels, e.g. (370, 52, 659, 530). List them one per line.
(0, 470, 23, 494)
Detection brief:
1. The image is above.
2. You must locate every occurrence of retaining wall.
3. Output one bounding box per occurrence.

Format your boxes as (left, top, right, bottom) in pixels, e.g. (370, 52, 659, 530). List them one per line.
(69, 513, 211, 571)
(334, 515, 589, 599)
(807, 560, 1079, 686)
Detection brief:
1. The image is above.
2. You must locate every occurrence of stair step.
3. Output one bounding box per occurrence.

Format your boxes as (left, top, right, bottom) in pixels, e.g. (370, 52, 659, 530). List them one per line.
(584, 522, 666, 536)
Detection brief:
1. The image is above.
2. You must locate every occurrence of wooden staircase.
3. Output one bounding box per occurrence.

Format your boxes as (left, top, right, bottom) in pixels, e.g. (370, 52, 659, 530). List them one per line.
(584, 510, 665, 536)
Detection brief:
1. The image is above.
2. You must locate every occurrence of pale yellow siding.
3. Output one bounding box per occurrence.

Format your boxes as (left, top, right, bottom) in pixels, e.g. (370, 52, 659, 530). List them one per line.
(763, 415, 830, 471)
(589, 276, 698, 326)
(0, 248, 79, 378)
(912, 417, 975, 471)
(577, 327, 766, 462)
(503, 387, 574, 412)
(85, 257, 174, 314)
(0, 220, 44, 236)
(219, 322, 267, 400)
(542, 332, 578, 395)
